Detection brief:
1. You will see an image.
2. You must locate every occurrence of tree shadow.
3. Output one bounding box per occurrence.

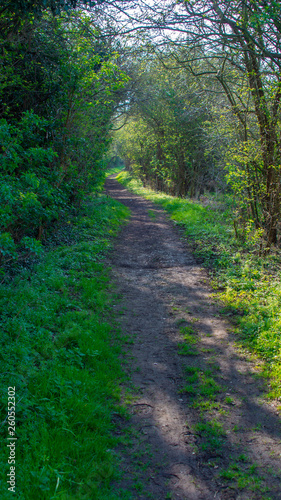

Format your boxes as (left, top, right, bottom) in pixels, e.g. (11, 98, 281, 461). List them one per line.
(107, 177, 281, 500)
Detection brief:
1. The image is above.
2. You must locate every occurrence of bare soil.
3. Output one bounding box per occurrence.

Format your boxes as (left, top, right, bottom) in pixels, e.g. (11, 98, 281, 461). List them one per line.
(106, 177, 281, 500)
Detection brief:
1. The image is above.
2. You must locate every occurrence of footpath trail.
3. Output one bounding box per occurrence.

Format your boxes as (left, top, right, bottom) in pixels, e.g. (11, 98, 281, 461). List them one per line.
(106, 177, 281, 500)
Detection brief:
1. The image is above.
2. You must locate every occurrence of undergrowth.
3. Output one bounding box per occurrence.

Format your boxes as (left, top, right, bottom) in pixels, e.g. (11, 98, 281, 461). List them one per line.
(116, 171, 281, 401)
(0, 193, 130, 499)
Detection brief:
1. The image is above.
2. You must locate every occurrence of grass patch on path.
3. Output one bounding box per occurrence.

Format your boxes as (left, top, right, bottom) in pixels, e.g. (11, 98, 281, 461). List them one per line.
(105, 166, 125, 177)
(116, 171, 281, 402)
(0, 194, 130, 499)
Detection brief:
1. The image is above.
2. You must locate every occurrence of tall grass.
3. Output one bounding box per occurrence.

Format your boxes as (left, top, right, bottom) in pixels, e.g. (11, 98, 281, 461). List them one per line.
(0, 194, 130, 499)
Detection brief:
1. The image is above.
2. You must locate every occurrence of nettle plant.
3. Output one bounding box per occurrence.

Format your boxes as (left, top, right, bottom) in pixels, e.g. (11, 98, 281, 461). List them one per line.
(0, 111, 62, 262)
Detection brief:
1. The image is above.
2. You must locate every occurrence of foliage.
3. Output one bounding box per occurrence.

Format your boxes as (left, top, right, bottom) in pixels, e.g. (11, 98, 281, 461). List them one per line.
(113, 59, 215, 197)
(0, 112, 60, 260)
(0, 193, 130, 499)
(0, 0, 105, 26)
(107, 0, 281, 247)
(163, 0, 281, 246)
(0, 10, 129, 263)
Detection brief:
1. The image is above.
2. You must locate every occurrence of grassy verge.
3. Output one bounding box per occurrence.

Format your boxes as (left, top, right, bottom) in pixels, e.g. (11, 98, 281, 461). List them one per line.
(116, 171, 281, 402)
(0, 193, 131, 499)
(105, 166, 125, 177)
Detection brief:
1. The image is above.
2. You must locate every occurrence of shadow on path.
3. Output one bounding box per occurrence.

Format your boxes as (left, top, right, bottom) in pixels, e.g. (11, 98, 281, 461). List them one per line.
(106, 177, 281, 500)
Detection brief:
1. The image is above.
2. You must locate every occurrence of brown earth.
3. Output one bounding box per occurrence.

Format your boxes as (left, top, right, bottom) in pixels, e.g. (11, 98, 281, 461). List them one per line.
(106, 177, 281, 500)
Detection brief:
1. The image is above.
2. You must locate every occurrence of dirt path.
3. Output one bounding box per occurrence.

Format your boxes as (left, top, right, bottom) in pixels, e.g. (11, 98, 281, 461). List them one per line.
(106, 177, 281, 500)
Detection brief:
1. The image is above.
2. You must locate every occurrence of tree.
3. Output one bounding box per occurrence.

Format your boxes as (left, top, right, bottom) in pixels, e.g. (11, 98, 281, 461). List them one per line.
(0, 0, 104, 19)
(0, 8, 129, 261)
(156, 0, 281, 246)
(113, 56, 214, 196)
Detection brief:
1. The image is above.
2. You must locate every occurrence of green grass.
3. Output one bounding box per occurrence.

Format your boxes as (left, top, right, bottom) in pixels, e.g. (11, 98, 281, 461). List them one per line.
(116, 171, 281, 400)
(147, 209, 157, 220)
(105, 165, 125, 177)
(0, 194, 130, 499)
(179, 355, 271, 492)
(177, 325, 199, 356)
(194, 420, 226, 455)
(181, 367, 221, 402)
(220, 460, 267, 492)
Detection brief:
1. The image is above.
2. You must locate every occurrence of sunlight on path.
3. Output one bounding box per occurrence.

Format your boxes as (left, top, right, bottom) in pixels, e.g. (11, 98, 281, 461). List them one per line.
(107, 177, 281, 500)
